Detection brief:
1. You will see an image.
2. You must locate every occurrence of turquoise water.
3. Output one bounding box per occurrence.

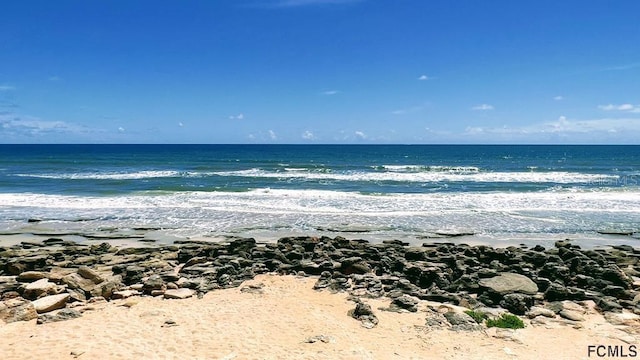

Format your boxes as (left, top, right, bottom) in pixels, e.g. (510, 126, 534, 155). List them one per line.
(1, 144, 639, 244)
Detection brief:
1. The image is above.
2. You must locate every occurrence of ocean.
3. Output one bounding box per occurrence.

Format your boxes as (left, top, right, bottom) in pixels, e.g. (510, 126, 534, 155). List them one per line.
(1, 144, 639, 247)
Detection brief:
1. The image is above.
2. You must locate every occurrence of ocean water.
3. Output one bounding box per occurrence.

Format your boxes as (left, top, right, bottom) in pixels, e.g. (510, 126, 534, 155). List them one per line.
(1, 144, 639, 246)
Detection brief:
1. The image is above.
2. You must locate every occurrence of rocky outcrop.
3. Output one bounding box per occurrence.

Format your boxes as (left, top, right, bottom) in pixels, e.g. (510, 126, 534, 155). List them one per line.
(0, 297, 38, 323)
(1, 235, 639, 325)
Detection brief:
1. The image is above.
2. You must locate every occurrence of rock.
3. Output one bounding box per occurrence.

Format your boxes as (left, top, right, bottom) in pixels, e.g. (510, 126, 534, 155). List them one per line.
(143, 275, 166, 294)
(500, 293, 534, 315)
(161, 319, 178, 327)
(425, 310, 450, 328)
(559, 309, 585, 321)
(597, 297, 623, 312)
(23, 278, 58, 300)
(240, 283, 265, 294)
(77, 266, 104, 284)
(16, 271, 48, 282)
(37, 308, 82, 324)
(122, 265, 146, 285)
(390, 295, 420, 312)
(349, 300, 378, 328)
(604, 311, 640, 326)
(62, 273, 98, 297)
(304, 335, 334, 343)
(443, 311, 483, 331)
(111, 289, 140, 299)
(31, 293, 70, 313)
(164, 288, 195, 299)
(0, 297, 38, 323)
(478, 273, 538, 295)
(340, 257, 371, 275)
(42, 237, 65, 245)
(526, 306, 556, 319)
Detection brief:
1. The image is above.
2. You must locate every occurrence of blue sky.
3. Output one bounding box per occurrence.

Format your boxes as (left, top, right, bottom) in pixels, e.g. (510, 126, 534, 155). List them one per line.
(1, 0, 639, 144)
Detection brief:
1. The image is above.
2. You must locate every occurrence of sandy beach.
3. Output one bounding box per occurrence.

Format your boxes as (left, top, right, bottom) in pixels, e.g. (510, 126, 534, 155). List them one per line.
(1, 273, 638, 360)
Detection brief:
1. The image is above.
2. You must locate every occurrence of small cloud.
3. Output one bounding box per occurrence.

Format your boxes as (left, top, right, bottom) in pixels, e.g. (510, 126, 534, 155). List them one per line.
(0, 113, 94, 138)
(248, 133, 256, 140)
(178, 122, 184, 127)
(598, 103, 640, 113)
(602, 62, 640, 71)
(354, 130, 367, 139)
(554, 96, 564, 101)
(418, 75, 430, 81)
(229, 113, 244, 120)
(472, 104, 494, 111)
(391, 104, 424, 115)
(268, 129, 277, 140)
(321, 90, 339, 95)
(48, 76, 61, 81)
(302, 130, 314, 140)
(118, 127, 125, 132)
(0, 85, 15, 92)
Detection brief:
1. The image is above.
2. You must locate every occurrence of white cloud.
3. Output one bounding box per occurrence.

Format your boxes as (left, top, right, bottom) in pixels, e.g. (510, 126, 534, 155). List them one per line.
(248, 133, 256, 140)
(463, 116, 640, 143)
(178, 122, 184, 127)
(48, 76, 61, 81)
(354, 130, 367, 139)
(229, 113, 244, 120)
(322, 90, 339, 95)
(268, 129, 277, 140)
(603, 62, 640, 71)
(118, 127, 125, 132)
(598, 103, 640, 113)
(418, 75, 429, 81)
(0, 85, 15, 92)
(391, 105, 423, 115)
(554, 96, 564, 101)
(472, 104, 494, 111)
(0, 114, 93, 138)
(302, 130, 314, 139)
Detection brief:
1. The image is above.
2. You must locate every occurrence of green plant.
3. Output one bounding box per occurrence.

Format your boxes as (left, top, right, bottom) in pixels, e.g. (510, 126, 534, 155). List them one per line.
(464, 309, 488, 324)
(485, 313, 525, 329)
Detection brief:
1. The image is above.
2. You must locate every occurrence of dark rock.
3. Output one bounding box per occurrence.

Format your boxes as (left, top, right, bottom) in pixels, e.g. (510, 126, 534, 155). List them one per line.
(340, 257, 371, 275)
(500, 293, 534, 315)
(443, 311, 483, 331)
(383, 240, 409, 246)
(240, 283, 264, 294)
(36, 308, 82, 324)
(122, 265, 146, 285)
(597, 297, 623, 312)
(143, 275, 165, 294)
(349, 300, 379, 329)
(478, 273, 538, 295)
(390, 295, 419, 312)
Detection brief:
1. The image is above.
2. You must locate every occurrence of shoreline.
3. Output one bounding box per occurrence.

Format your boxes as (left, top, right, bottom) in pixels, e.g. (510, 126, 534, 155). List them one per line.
(2, 219, 640, 251)
(2, 234, 640, 358)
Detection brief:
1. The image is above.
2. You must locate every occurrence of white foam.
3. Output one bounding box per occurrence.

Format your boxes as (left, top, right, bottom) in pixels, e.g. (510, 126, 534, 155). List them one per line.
(212, 168, 618, 184)
(2, 189, 639, 238)
(379, 165, 480, 173)
(15, 170, 181, 180)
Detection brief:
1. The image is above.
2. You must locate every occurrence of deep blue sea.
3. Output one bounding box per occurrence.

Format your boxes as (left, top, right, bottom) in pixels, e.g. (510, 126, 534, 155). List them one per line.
(1, 144, 639, 246)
